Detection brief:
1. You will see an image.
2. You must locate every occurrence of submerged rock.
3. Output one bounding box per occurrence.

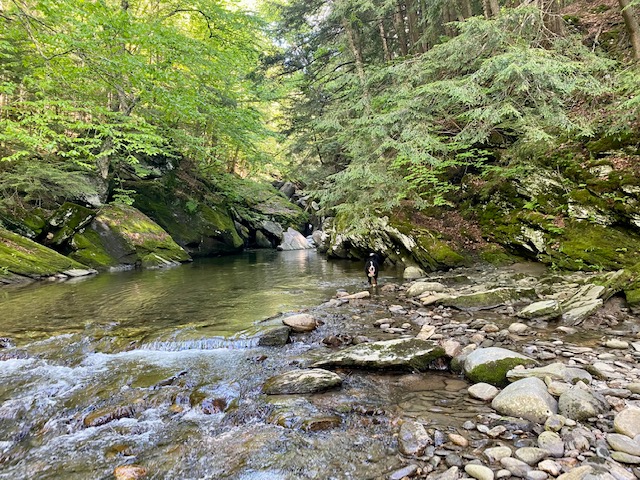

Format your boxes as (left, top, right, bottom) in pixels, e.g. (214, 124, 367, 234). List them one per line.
(398, 420, 432, 456)
(312, 338, 446, 371)
(262, 368, 342, 395)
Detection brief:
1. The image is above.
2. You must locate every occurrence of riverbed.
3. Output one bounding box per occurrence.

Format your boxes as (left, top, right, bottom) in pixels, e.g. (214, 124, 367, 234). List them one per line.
(1, 252, 638, 479)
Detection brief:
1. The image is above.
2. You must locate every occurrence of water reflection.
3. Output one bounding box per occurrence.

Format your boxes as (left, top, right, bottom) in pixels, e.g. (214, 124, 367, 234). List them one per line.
(0, 250, 378, 346)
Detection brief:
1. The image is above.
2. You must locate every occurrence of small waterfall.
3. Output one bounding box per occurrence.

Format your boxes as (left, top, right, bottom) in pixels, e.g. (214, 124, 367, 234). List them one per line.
(137, 336, 261, 351)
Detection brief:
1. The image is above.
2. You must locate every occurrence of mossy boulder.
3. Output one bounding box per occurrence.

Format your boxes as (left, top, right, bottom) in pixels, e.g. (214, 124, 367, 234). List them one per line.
(70, 204, 190, 269)
(131, 181, 243, 257)
(311, 338, 447, 371)
(463, 347, 538, 386)
(0, 227, 90, 283)
(325, 215, 468, 271)
(42, 202, 95, 247)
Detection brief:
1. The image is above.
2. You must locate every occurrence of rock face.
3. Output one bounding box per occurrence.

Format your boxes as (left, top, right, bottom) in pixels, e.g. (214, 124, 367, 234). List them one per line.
(69, 204, 190, 269)
(464, 347, 537, 386)
(312, 338, 446, 371)
(491, 377, 558, 423)
(0, 227, 92, 283)
(131, 180, 244, 257)
(262, 369, 342, 395)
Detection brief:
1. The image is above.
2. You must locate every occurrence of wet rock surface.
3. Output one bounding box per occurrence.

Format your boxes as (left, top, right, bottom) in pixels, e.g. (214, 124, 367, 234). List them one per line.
(4, 261, 640, 479)
(261, 262, 640, 479)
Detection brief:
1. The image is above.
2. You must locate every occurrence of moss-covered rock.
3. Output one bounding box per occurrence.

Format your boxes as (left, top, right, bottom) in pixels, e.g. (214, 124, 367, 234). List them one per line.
(463, 347, 538, 386)
(42, 202, 95, 247)
(70, 204, 190, 270)
(311, 338, 447, 371)
(131, 180, 243, 257)
(0, 227, 90, 282)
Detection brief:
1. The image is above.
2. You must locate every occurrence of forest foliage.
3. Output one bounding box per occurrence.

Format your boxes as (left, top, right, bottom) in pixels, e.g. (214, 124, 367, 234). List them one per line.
(274, 0, 640, 225)
(1, 0, 639, 229)
(0, 0, 275, 209)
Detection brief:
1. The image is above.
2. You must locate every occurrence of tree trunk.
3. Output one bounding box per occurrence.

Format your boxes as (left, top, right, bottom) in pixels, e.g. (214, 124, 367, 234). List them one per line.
(458, 0, 473, 19)
(542, 0, 565, 36)
(483, 0, 500, 18)
(342, 17, 370, 109)
(619, 0, 640, 60)
(379, 21, 391, 61)
(393, 2, 409, 56)
(406, 0, 422, 53)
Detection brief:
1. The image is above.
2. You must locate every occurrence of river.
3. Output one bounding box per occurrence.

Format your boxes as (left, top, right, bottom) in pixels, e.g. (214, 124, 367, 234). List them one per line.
(0, 250, 490, 479)
(6, 251, 578, 479)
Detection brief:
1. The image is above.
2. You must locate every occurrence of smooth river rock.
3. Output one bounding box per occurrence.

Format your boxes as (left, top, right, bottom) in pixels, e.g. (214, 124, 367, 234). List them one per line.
(262, 369, 342, 395)
(614, 406, 640, 438)
(464, 347, 537, 386)
(557, 385, 609, 421)
(491, 377, 558, 423)
(282, 313, 317, 333)
(311, 338, 446, 371)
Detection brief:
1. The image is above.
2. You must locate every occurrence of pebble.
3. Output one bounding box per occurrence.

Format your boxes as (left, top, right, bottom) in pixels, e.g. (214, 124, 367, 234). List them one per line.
(468, 383, 499, 401)
(500, 457, 532, 477)
(611, 451, 640, 464)
(514, 447, 548, 465)
(389, 464, 419, 480)
(606, 339, 629, 349)
(448, 433, 469, 447)
(537, 431, 564, 458)
(465, 464, 495, 480)
(537, 459, 561, 476)
(607, 433, 640, 456)
(525, 471, 548, 480)
(484, 446, 512, 463)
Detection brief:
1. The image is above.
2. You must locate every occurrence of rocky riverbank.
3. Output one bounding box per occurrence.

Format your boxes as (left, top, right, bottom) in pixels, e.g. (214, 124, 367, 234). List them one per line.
(261, 263, 640, 480)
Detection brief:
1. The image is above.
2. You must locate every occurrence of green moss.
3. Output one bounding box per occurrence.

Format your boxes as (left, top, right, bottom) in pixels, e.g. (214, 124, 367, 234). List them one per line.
(626, 288, 640, 307)
(69, 228, 119, 269)
(0, 227, 88, 278)
(466, 357, 536, 387)
(47, 202, 95, 245)
(99, 204, 190, 263)
(542, 220, 640, 271)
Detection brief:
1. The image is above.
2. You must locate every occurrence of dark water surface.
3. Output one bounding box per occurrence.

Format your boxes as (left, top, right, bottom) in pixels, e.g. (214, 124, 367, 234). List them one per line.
(0, 250, 372, 346)
(4, 250, 462, 480)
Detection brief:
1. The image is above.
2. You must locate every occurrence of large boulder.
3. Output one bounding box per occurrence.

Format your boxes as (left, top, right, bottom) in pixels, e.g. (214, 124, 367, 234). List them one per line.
(69, 204, 190, 269)
(464, 347, 537, 386)
(0, 228, 93, 284)
(277, 228, 313, 251)
(131, 180, 244, 257)
(491, 377, 558, 423)
(312, 338, 446, 371)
